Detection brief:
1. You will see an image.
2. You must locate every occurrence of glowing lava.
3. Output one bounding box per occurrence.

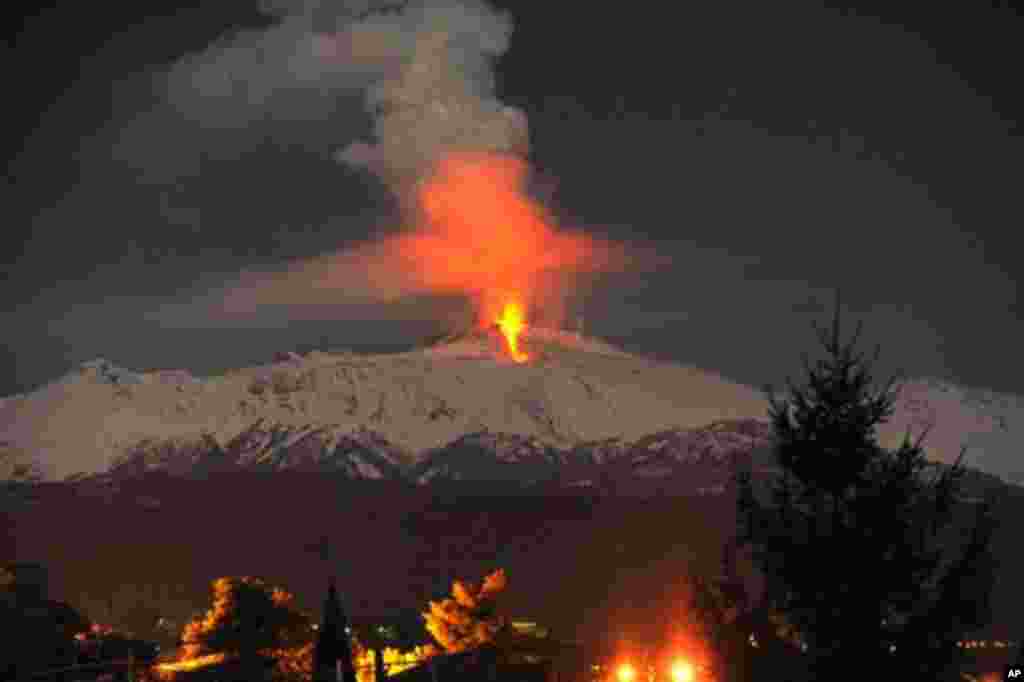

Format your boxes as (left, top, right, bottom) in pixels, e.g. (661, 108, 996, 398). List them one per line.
(380, 152, 631, 361)
(495, 300, 529, 363)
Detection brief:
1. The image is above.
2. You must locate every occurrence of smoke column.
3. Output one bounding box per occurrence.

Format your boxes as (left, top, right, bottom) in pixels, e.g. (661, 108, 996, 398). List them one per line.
(331, 0, 530, 193)
(165, 0, 664, 331)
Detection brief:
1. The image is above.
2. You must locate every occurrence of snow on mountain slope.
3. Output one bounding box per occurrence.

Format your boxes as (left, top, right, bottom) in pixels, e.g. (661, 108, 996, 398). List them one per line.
(0, 329, 768, 481)
(1, 329, 1021, 484)
(411, 432, 565, 485)
(100, 420, 410, 481)
(628, 419, 775, 468)
(72, 417, 774, 496)
(878, 378, 1024, 485)
(405, 419, 778, 493)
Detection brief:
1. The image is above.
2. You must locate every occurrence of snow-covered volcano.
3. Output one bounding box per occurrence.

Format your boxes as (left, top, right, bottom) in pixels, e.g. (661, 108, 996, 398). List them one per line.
(879, 377, 1024, 485)
(1, 328, 1021, 484)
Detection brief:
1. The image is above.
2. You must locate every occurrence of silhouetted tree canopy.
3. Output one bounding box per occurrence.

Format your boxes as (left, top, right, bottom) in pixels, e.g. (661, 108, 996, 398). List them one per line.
(422, 569, 507, 654)
(1, 563, 90, 680)
(181, 576, 312, 664)
(735, 296, 1000, 681)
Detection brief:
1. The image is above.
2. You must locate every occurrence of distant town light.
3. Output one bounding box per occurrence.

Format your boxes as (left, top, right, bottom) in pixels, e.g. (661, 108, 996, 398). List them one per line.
(617, 662, 636, 682)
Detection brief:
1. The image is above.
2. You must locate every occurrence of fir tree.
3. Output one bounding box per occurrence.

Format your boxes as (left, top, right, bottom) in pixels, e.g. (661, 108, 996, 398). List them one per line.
(736, 295, 1000, 680)
(314, 576, 356, 682)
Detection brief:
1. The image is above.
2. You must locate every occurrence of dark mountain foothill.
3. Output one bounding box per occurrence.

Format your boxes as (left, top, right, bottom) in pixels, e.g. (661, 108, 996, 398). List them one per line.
(5, 418, 1021, 652)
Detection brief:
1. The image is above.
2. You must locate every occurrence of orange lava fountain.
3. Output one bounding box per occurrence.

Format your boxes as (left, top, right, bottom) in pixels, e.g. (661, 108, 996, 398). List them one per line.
(214, 153, 673, 349)
(495, 299, 529, 362)
(385, 152, 629, 361)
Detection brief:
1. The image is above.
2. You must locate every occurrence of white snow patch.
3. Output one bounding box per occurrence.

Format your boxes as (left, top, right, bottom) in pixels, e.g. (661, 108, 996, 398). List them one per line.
(6, 335, 1022, 484)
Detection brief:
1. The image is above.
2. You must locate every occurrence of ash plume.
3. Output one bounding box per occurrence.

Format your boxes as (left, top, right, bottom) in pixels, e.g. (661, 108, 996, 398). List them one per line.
(330, 0, 530, 192)
(153, 0, 665, 331)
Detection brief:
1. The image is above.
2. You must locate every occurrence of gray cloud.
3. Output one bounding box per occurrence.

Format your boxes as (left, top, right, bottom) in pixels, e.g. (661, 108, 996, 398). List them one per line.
(160, 5, 381, 130)
(154, 0, 528, 190)
(8, 0, 1022, 403)
(331, 0, 528, 190)
(130, 0, 605, 333)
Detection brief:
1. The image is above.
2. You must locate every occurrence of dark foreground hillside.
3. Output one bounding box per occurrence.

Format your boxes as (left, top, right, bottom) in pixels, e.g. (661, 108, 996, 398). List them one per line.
(4, 471, 1023, 648)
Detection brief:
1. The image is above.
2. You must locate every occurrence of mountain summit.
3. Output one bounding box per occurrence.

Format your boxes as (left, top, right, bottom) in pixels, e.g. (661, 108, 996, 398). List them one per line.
(1, 329, 1020, 484)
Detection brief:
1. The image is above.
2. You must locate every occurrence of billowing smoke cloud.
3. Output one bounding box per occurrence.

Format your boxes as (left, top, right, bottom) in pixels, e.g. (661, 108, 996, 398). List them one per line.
(164, 0, 526, 179)
(330, 1, 530, 191)
(155, 0, 665, 332)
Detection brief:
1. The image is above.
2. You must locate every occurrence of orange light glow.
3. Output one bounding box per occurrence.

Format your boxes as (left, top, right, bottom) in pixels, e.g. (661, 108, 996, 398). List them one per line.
(495, 300, 529, 362)
(617, 663, 636, 682)
(215, 152, 674, 337)
(353, 645, 436, 680)
(387, 152, 630, 360)
(670, 659, 694, 682)
(154, 652, 227, 673)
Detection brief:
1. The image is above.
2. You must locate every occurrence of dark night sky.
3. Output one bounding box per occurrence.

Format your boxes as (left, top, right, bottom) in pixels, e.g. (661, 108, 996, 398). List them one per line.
(2, 1, 1022, 398)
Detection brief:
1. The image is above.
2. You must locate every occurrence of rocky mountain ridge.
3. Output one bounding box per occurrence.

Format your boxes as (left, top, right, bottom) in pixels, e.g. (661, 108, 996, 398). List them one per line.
(0, 330, 773, 481)
(39, 415, 1013, 512)
(2, 329, 1022, 486)
(60, 418, 775, 494)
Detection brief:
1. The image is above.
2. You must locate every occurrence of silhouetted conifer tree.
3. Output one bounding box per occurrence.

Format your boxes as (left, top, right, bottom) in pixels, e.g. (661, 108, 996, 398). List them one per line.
(314, 576, 356, 682)
(735, 295, 1001, 681)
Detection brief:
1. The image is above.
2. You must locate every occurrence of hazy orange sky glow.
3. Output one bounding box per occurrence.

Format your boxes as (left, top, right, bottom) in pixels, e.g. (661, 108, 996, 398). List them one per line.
(207, 150, 659, 336)
(395, 152, 637, 328)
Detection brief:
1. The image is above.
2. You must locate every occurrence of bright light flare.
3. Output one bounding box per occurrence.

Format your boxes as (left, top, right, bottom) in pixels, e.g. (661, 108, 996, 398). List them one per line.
(495, 300, 529, 362)
(670, 659, 694, 682)
(616, 663, 636, 682)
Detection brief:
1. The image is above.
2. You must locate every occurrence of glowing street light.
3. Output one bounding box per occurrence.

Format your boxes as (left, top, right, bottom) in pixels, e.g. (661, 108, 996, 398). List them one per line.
(617, 662, 637, 682)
